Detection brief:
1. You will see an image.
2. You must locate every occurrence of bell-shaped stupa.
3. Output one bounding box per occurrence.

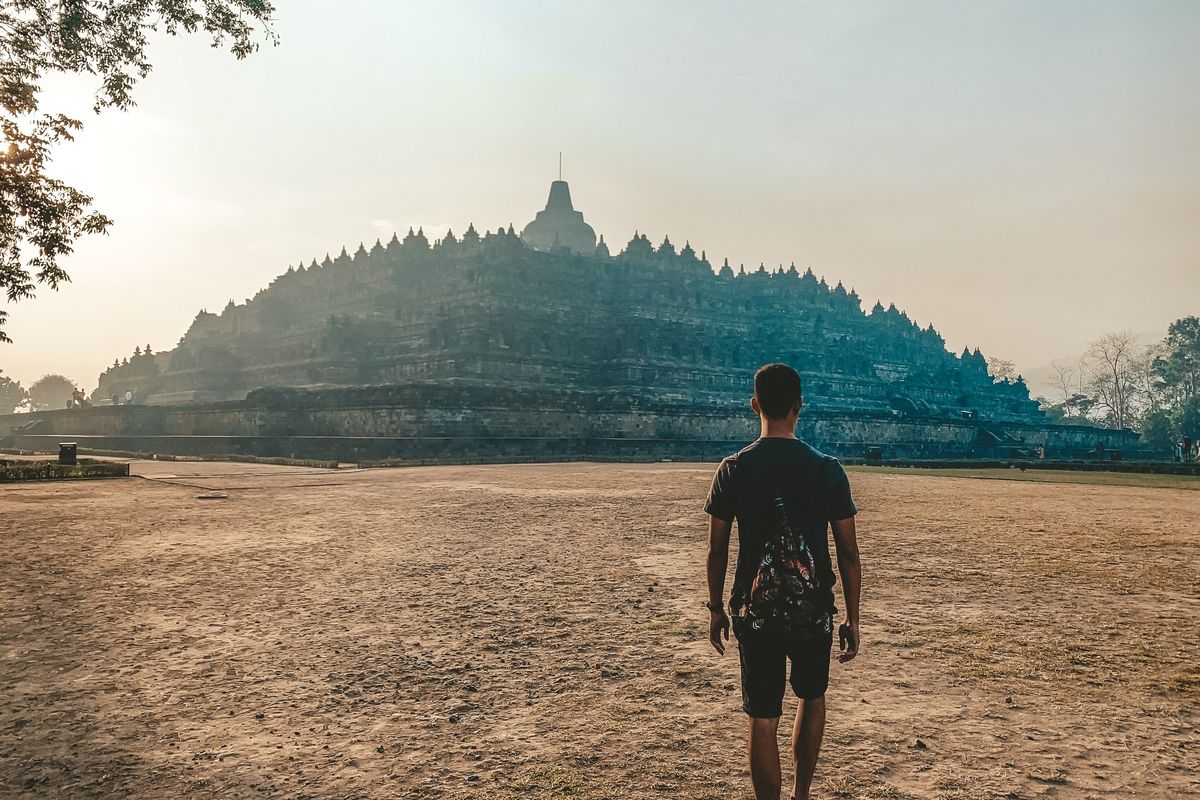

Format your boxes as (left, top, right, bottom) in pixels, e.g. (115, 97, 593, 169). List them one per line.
(520, 179, 597, 254)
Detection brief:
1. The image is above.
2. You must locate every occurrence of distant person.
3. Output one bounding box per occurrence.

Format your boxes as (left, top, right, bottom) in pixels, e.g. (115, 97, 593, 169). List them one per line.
(1184, 436, 1193, 464)
(124, 390, 133, 406)
(703, 363, 862, 800)
(111, 392, 119, 407)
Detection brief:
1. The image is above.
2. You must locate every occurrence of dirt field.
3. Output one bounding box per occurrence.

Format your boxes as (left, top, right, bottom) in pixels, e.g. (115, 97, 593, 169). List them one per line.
(1, 461, 1197, 799)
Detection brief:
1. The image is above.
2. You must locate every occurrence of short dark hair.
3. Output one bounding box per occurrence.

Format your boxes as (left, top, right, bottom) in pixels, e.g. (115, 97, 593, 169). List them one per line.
(754, 363, 802, 419)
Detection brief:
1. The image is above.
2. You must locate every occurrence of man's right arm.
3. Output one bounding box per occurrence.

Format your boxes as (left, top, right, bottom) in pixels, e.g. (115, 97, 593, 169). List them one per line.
(703, 457, 736, 656)
(831, 516, 861, 662)
(706, 514, 732, 655)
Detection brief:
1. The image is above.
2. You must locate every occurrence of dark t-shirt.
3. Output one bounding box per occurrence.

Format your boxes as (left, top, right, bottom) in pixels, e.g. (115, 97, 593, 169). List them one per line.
(704, 437, 857, 614)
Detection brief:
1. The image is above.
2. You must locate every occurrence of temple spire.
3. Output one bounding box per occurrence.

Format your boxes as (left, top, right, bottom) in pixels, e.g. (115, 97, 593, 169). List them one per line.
(520, 176, 596, 253)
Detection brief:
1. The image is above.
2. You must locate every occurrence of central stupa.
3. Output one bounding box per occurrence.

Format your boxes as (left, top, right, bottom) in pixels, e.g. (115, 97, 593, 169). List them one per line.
(519, 179, 597, 254)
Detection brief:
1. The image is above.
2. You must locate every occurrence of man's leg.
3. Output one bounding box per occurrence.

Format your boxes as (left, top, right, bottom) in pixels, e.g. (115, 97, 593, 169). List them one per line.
(749, 715, 782, 800)
(787, 628, 833, 800)
(789, 695, 826, 800)
(736, 617, 788, 799)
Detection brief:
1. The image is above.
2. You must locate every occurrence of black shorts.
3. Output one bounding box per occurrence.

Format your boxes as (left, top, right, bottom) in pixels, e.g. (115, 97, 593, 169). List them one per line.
(733, 616, 832, 718)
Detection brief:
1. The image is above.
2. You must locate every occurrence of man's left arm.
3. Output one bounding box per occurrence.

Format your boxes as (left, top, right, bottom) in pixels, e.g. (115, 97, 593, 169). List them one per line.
(703, 458, 737, 655)
(706, 514, 732, 655)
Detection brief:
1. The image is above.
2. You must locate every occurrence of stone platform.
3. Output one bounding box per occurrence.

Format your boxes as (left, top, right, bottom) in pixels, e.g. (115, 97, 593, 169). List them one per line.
(2, 384, 1142, 465)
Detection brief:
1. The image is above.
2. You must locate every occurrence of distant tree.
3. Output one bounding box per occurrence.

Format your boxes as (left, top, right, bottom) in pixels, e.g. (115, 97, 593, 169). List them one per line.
(0, 369, 28, 413)
(1050, 360, 1081, 416)
(1131, 341, 1167, 416)
(1053, 317, 1197, 440)
(0, 1, 277, 343)
(1064, 393, 1096, 419)
(1180, 396, 1200, 439)
(1154, 315, 1199, 406)
(28, 373, 74, 410)
(133, 345, 142, 357)
(145, 343, 153, 356)
(1139, 408, 1177, 452)
(986, 357, 1019, 383)
(1035, 396, 1067, 421)
(1082, 331, 1143, 429)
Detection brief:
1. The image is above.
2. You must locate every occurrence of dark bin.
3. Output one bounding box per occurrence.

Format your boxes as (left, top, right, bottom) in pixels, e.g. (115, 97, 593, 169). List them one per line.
(58, 442, 77, 466)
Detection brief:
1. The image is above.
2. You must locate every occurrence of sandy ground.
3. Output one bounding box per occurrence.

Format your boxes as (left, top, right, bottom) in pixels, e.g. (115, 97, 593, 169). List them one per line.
(1, 461, 1197, 799)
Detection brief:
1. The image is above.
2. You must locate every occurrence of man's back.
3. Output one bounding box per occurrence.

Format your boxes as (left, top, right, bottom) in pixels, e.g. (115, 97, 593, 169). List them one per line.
(705, 437, 856, 618)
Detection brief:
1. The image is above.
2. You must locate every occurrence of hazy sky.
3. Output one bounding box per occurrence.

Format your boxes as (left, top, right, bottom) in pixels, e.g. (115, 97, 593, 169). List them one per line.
(4, 0, 1198, 395)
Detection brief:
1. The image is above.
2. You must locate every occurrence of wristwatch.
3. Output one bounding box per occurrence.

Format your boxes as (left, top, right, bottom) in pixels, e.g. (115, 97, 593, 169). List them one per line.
(704, 600, 726, 614)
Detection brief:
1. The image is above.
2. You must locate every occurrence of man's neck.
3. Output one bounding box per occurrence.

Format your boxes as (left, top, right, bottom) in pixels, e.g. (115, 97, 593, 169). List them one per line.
(759, 419, 797, 439)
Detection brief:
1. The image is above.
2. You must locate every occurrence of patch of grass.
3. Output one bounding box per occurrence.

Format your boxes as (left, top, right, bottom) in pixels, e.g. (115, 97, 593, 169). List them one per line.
(0, 457, 129, 481)
(468, 766, 740, 800)
(823, 774, 906, 799)
(1161, 662, 1200, 697)
(847, 465, 1200, 491)
(933, 775, 973, 800)
(926, 621, 1105, 688)
(1027, 767, 1068, 784)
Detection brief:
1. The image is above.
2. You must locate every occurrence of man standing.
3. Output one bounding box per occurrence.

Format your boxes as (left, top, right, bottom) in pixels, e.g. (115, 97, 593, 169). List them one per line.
(704, 364, 862, 800)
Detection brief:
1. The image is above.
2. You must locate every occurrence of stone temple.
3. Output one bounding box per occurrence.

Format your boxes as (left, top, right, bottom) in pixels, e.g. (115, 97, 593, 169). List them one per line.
(96, 177, 1040, 418)
(4, 180, 1137, 462)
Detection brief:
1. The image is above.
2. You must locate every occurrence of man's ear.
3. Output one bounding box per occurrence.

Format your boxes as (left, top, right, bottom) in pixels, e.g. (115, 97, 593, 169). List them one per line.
(796, 397, 804, 414)
(750, 395, 761, 416)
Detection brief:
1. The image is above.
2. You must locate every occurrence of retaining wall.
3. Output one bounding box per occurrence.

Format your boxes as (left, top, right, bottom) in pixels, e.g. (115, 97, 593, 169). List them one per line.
(0, 385, 1142, 463)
